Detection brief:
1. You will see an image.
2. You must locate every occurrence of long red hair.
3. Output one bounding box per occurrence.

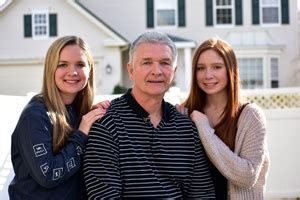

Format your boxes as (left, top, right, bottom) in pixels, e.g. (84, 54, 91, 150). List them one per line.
(184, 38, 241, 150)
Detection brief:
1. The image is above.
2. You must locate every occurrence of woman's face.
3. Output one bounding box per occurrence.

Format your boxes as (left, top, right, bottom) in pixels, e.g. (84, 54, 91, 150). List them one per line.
(196, 49, 228, 96)
(55, 44, 90, 104)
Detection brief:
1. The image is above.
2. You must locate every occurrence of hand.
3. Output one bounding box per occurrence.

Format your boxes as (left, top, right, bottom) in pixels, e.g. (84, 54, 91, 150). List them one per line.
(190, 110, 210, 126)
(79, 106, 107, 135)
(175, 104, 188, 115)
(93, 100, 110, 110)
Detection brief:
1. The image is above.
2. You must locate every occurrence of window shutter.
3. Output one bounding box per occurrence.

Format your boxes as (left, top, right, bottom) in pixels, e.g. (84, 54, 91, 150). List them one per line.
(146, 0, 154, 28)
(49, 14, 57, 37)
(252, 0, 259, 24)
(235, 0, 243, 25)
(205, 0, 213, 26)
(24, 15, 32, 38)
(178, 0, 185, 27)
(281, 0, 289, 24)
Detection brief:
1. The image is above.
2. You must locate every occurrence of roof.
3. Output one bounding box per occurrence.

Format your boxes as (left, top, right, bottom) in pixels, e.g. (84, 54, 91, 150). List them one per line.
(0, 0, 12, 12)
(168, 34, 196, 48)
(225, 30, 285, 50)
(70, 0, 128, 46)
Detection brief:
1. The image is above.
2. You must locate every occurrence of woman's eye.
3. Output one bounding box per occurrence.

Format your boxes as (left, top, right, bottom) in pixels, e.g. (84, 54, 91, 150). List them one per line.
(58, 63, 67, 68)
(77, 63, 86, 68)
(196, 66, 205, 71)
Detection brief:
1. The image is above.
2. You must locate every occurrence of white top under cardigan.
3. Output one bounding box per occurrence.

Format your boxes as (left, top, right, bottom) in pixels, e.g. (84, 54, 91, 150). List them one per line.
(194, 103, 270, 200)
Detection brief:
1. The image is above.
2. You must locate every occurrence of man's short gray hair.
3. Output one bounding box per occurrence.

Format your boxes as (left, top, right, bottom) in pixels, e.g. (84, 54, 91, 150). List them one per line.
(129, 31, 178, 64)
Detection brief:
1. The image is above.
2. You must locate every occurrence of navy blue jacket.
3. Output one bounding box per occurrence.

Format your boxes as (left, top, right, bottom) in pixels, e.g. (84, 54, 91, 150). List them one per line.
(9, 96, 88, 200)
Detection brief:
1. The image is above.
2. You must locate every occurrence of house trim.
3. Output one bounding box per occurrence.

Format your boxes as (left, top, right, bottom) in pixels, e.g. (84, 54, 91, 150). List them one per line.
(0, 0, 12, 12)
(68, 0, 128, 47)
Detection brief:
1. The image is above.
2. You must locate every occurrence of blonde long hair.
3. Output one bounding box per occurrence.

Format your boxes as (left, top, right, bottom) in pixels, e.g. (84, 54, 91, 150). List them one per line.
(40, 36, 95, 154)
(184, 38, 240, 150)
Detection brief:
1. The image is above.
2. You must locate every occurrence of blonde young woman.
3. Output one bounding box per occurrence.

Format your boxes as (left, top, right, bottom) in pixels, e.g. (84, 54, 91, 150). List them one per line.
(9, 36, 109, 200)
(177, 38, 270, 200)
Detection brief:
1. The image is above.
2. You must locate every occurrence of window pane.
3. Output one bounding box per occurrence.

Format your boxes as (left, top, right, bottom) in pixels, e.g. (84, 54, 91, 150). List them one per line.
(217, 8, 232, 24)
(271, 58, 278, 79)
(262, 0, 279, 5)
(238, 58, 263, 89)
(157, 10, 175, 26)
(217, 0, 231, 6)
(156, 0, 176, 9)
(262, 7, 279, 23)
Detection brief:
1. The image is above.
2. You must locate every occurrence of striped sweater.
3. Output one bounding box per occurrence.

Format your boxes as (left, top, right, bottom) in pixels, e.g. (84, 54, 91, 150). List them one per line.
(83, 89, 215, 199)
(194, 103, 270, 200)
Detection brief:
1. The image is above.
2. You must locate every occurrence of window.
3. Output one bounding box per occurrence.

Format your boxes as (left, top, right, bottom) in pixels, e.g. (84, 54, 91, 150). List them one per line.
(270, 57, 279, 88)
(32, 11, 48, 38)
(214, 0, 234, 25)
(252, 0, 289, 25)
(206, 0, 242, 26)
(238, 58, 263, 89)
(155, 0, 177, 27)
(147, 0, 185, 28)
(261, 0, 280, 24)
(24, 12, 57, 39)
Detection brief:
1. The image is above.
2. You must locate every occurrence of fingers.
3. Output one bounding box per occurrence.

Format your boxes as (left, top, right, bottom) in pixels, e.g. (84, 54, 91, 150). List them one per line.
(93, 100, 111, 109)
(175, 104, 188, 115)
(79, 107, 107, 135)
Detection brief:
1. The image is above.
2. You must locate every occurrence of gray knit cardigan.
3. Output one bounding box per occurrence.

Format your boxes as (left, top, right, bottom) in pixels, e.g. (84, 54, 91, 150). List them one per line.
(194, 103, 270, 200)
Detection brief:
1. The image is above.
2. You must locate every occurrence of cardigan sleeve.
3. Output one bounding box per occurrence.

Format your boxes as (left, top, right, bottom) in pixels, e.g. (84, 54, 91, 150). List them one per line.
(194, 103, 267, 188)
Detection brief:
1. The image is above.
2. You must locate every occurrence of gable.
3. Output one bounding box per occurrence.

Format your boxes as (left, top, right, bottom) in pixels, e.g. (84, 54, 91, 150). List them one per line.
(0, 0, 12, 12)
(70, 0, 128, 46)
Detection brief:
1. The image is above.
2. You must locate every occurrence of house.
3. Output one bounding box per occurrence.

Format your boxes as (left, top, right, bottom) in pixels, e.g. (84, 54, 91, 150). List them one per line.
(0, 0, 298, 96)
(0, 0, 128, 95)
(79, 0, 299, 92)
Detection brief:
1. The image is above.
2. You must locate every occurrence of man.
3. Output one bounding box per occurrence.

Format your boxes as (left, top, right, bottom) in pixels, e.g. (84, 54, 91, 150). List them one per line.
(83, 31, 216, 199)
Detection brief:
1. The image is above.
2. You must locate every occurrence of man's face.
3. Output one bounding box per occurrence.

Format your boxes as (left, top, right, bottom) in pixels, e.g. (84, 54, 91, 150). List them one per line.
(127, 42, 176, 98)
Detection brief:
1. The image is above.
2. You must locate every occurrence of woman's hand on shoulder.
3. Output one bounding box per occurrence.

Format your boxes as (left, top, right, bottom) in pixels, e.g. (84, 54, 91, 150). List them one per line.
(79, 100, 110, 135)
(93, 100, 111, 110)
(175, 104, 188, 115)
(190, 110, 210, 127)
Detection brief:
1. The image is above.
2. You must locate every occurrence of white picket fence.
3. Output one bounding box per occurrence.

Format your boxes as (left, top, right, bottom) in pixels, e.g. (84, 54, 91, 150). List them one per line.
(1, 87, 300, 199)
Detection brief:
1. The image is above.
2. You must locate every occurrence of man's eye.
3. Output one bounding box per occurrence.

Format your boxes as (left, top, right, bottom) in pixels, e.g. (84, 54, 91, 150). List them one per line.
(161, 61, 171, 66)
(143, 61, 151, 65)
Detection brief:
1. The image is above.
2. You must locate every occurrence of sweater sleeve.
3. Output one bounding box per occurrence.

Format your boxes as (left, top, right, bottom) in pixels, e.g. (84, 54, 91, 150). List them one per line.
(16, 107, 87, 188)
(194, 103, 267, 188)
(83, 115, 121, 199)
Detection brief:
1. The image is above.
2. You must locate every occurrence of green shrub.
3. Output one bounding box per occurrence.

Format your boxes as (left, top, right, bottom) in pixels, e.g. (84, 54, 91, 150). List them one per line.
(112, 84, 127, 94)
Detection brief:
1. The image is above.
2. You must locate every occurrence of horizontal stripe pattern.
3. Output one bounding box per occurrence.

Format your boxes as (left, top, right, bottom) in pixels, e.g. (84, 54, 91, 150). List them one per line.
(83, 91, 215, 199)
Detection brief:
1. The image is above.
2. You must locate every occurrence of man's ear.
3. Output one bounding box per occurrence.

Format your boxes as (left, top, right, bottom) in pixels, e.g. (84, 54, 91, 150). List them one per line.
(127, 63, 134, 81)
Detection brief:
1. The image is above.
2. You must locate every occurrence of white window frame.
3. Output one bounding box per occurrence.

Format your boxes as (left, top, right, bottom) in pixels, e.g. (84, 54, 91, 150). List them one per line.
(260, 0, 281, 26)
(154, 0, 177, 28)
(213, 0, 235, 28)
(32, 10, 49, 39)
